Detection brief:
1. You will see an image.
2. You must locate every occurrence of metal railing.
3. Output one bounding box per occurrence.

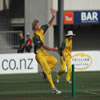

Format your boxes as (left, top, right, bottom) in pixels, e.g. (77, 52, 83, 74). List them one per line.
(0, 31, 22, 54)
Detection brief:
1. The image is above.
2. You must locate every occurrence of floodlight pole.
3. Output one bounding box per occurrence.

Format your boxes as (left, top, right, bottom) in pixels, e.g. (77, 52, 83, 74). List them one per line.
(58, 0, 64, 48)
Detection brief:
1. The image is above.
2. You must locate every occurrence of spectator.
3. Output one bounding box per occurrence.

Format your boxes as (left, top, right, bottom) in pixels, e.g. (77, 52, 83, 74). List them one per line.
(17, 32, 24, 53)
(25, 32, 32, 52)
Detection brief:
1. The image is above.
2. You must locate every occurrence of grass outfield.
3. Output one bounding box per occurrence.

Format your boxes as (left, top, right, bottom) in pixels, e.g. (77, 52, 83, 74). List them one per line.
(0, 72, 100, 100)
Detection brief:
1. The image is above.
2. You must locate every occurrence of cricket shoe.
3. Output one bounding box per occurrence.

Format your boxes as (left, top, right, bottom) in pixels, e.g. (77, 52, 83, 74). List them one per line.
(52, 88, 62, 94)
(56, 75, 60, 83)
(66, 81, 72, 84)
(56, 78, 60, 83)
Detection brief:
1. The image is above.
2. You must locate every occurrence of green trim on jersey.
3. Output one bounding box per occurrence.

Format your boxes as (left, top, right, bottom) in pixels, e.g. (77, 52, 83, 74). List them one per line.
(33, 34, 43, 53)
(33, 24, 48, 53)
(59, 39, 66, 56)
(41, 24, 48, 33)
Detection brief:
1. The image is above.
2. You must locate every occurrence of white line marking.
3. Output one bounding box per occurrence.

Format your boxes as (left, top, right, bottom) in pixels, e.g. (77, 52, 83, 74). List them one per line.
(85, 91, 97, 95)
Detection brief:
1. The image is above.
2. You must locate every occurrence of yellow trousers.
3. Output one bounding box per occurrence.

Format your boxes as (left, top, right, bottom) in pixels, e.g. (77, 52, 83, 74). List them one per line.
(36, 50, 57, 88)
(56, 56, 71, 82)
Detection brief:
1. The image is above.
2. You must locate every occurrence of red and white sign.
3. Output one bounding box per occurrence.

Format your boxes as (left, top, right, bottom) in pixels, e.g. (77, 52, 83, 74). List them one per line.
(64, 12, 74, 24)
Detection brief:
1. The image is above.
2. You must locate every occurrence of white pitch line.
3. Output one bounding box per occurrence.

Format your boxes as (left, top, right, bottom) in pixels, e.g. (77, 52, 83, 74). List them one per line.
(85, 91, 97, 95)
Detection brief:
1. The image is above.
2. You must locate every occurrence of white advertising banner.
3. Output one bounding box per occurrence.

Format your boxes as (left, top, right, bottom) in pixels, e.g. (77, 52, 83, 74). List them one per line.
(71, 51, 100, 71)
(0, 53, 38, 74)
(0, 51, 100, 74)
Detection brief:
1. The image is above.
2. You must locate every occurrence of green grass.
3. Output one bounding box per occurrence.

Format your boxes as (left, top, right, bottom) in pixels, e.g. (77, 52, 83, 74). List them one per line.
(0, 72, 100, 100)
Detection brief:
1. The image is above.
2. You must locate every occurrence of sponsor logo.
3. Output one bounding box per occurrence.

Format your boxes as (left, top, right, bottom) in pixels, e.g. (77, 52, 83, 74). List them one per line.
(81, 12, 99, 23)
(72, 53, 92, 70)
(64, 12, 74, 24)
(1, 58, 33, 71)
(0, 53, 38, 74)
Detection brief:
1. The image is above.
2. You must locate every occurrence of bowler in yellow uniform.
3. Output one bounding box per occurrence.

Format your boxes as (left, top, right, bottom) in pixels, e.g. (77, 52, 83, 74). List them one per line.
(32, 9, 61, 94)
(56, 31, 75, 83)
